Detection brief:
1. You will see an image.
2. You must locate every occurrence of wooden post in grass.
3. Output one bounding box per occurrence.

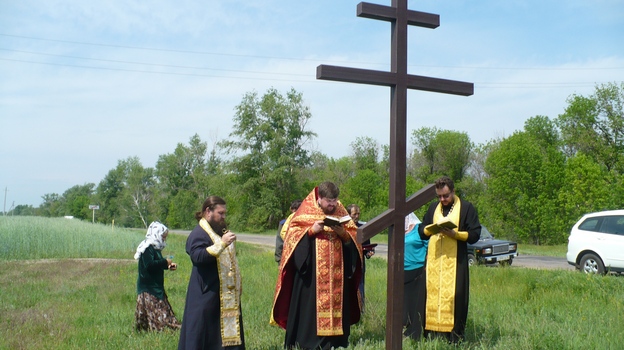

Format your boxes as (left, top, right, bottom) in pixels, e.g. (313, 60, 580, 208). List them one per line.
(317, 1, 473, 348)
(89, 205, 99, 224)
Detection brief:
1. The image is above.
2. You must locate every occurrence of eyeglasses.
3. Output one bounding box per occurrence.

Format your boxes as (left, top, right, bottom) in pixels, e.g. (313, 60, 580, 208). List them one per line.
(437, 192, 452, 199)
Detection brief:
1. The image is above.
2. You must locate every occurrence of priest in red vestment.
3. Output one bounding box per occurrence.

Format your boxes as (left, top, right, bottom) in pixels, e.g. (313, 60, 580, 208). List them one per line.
(271, 181, 363, 350)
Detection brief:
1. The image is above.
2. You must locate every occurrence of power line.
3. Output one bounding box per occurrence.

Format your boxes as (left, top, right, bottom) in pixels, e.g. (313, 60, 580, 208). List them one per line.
(0, 33, 372, 65)
(1, 57, 617, 89)
(1, 34, 622, 88)
(0, 57, 316, 83)
(2, 33, 623, 72)
(0, 48, 311, 77)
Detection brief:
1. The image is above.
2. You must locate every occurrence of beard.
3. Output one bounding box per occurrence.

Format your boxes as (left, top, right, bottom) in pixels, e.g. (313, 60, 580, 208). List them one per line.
(321, 204, 337, 215)
(208, 219, 227, 236)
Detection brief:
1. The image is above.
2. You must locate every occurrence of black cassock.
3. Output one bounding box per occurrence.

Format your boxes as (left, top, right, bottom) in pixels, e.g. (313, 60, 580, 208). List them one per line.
(178, 224, 245, 350)
(284, 234, 360, 350)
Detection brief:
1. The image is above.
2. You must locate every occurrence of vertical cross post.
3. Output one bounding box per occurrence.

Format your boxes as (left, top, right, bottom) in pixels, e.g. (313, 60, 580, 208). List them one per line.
(317, 1, 473, 348)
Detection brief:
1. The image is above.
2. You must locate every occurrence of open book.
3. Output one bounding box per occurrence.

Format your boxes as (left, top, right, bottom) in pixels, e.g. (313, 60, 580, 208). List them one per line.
(323, 215, 352, 226)
(425, 218, 457, 234)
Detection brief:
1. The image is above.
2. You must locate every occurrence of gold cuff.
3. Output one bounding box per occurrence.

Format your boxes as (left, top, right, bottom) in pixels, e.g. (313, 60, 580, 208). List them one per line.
(206, 243, 226, 257)
(455, 231, 469, 241)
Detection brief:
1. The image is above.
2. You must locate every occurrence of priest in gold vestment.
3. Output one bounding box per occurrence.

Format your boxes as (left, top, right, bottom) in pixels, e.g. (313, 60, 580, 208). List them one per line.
(272, 182, 363, 350)
(419, 176, 481, 343)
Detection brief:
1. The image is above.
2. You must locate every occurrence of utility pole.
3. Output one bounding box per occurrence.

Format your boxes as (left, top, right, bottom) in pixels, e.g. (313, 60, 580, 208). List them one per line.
(3, 187, 6, 216)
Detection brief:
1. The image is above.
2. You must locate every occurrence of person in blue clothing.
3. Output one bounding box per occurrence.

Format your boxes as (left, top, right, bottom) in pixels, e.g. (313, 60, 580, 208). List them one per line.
(134, 221, 181, 332)
(403, 213, 428, 340)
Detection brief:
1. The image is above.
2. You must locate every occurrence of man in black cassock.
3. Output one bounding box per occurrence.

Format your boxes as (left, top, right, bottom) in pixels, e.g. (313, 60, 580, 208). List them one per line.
(178, 196, 245, 350)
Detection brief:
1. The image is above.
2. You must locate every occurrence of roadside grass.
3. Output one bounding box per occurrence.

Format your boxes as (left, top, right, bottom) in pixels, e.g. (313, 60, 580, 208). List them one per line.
(1, 216, 623, 349)
(517, 243, 567, 257)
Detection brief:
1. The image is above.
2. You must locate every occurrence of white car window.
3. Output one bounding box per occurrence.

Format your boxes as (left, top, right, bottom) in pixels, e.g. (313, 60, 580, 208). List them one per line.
(600, 216, 624, 235)
(579, 218, 600, 231)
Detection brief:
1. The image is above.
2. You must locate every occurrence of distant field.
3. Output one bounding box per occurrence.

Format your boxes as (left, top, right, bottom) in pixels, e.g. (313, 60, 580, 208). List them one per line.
(1, 216, 623, 349)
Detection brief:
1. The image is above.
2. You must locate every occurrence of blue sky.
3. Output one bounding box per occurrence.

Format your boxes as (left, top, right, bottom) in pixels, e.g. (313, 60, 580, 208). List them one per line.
(1, 0, 623, 208)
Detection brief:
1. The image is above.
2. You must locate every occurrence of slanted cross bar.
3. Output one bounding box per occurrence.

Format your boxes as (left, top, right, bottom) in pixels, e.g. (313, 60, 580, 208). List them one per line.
(316, 1, 473, 348)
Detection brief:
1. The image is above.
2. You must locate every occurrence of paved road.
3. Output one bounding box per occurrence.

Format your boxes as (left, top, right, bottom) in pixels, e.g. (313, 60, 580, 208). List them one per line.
(234, 233, 574, 271)
(513, 254, 574, 270)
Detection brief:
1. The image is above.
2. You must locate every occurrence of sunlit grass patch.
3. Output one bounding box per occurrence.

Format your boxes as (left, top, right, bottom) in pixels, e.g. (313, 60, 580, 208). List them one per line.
(2, 216, 624, 349)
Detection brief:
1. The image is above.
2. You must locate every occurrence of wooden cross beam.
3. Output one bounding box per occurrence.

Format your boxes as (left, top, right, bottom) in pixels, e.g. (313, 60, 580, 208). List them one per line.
(316, 1, 473, 349)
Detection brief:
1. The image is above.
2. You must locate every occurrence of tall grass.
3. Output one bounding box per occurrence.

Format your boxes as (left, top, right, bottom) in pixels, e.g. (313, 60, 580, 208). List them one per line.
(1, 216, 624, 349)
(0, 216, 142, 260)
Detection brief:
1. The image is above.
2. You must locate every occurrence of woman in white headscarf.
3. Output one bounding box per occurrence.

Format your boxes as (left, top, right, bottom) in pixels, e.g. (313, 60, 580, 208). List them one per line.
(134, 221, 181, 331)
(403, 213, 428, 340)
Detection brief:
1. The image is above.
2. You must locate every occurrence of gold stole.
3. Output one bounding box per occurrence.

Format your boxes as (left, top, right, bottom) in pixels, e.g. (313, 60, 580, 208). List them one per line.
(424, 196, 461, 332)
(200, 219, 242, 347)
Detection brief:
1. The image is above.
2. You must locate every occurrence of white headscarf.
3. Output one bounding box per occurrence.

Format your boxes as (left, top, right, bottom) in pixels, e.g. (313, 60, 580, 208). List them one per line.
(134, 221, 168, 259)
(405, 213, 421, 233)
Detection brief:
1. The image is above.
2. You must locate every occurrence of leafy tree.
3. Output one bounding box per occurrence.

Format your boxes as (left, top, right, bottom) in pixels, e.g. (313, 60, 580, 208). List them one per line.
(557, 82, 624, 172)
(95, 166, 125, 224)
(341, 169, 384, 211)
(339, 137, 390, 219)
(11, 204, 36, 216)
(155, 134, 221, 229)
(483, 117, 565, 244)
(410, 127, 437, 180)
(461, 139, 501, 210)
(555, 153, 613, 243)
(61, 184, 96, 220)
(156, 134, 211, 198)
(96, 157, 155, 228)
(39, 193, 62, 217)
(351, 136, 380, 172)
(410, 127, 473, 183)
(165, 191, 199, 230)
(303, 153, 355, 190)
(220, 88, 316, 229)
(524, 115, 560, 148)
(123, 157, 156, 228)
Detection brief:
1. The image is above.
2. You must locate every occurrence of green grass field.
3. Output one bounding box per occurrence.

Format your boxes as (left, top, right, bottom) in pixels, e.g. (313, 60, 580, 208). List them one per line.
(1, 216, 623, 349)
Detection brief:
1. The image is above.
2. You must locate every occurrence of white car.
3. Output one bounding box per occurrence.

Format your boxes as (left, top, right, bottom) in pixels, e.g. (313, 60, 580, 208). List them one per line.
(566, 210, 624, 274)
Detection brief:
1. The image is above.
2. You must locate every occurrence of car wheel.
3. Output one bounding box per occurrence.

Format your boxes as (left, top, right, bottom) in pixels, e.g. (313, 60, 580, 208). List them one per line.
(467, 254, 476, 266)
(579, 253, 605, 275)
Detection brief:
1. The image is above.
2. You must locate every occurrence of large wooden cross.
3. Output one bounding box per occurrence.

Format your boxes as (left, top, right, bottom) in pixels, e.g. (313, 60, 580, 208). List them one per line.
(317, 1, 473, 348)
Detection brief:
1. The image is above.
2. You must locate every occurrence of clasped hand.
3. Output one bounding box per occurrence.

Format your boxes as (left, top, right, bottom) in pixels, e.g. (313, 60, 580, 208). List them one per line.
(222, 231, 237, 245)
(440, 227, 457, 239)
(166, 258, 177, 270)
(311, 220, 350, 242)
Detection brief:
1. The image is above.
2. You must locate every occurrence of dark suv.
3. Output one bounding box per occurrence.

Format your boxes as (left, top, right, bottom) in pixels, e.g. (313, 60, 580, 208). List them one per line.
(467, 226, 518, 266)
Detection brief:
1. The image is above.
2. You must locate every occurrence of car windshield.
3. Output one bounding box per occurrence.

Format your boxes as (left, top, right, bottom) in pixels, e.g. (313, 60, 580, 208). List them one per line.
(480, 226, 494, 240)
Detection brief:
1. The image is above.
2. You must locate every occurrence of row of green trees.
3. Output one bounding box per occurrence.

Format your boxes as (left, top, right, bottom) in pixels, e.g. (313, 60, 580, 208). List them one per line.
(11, 83, 624, 245)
